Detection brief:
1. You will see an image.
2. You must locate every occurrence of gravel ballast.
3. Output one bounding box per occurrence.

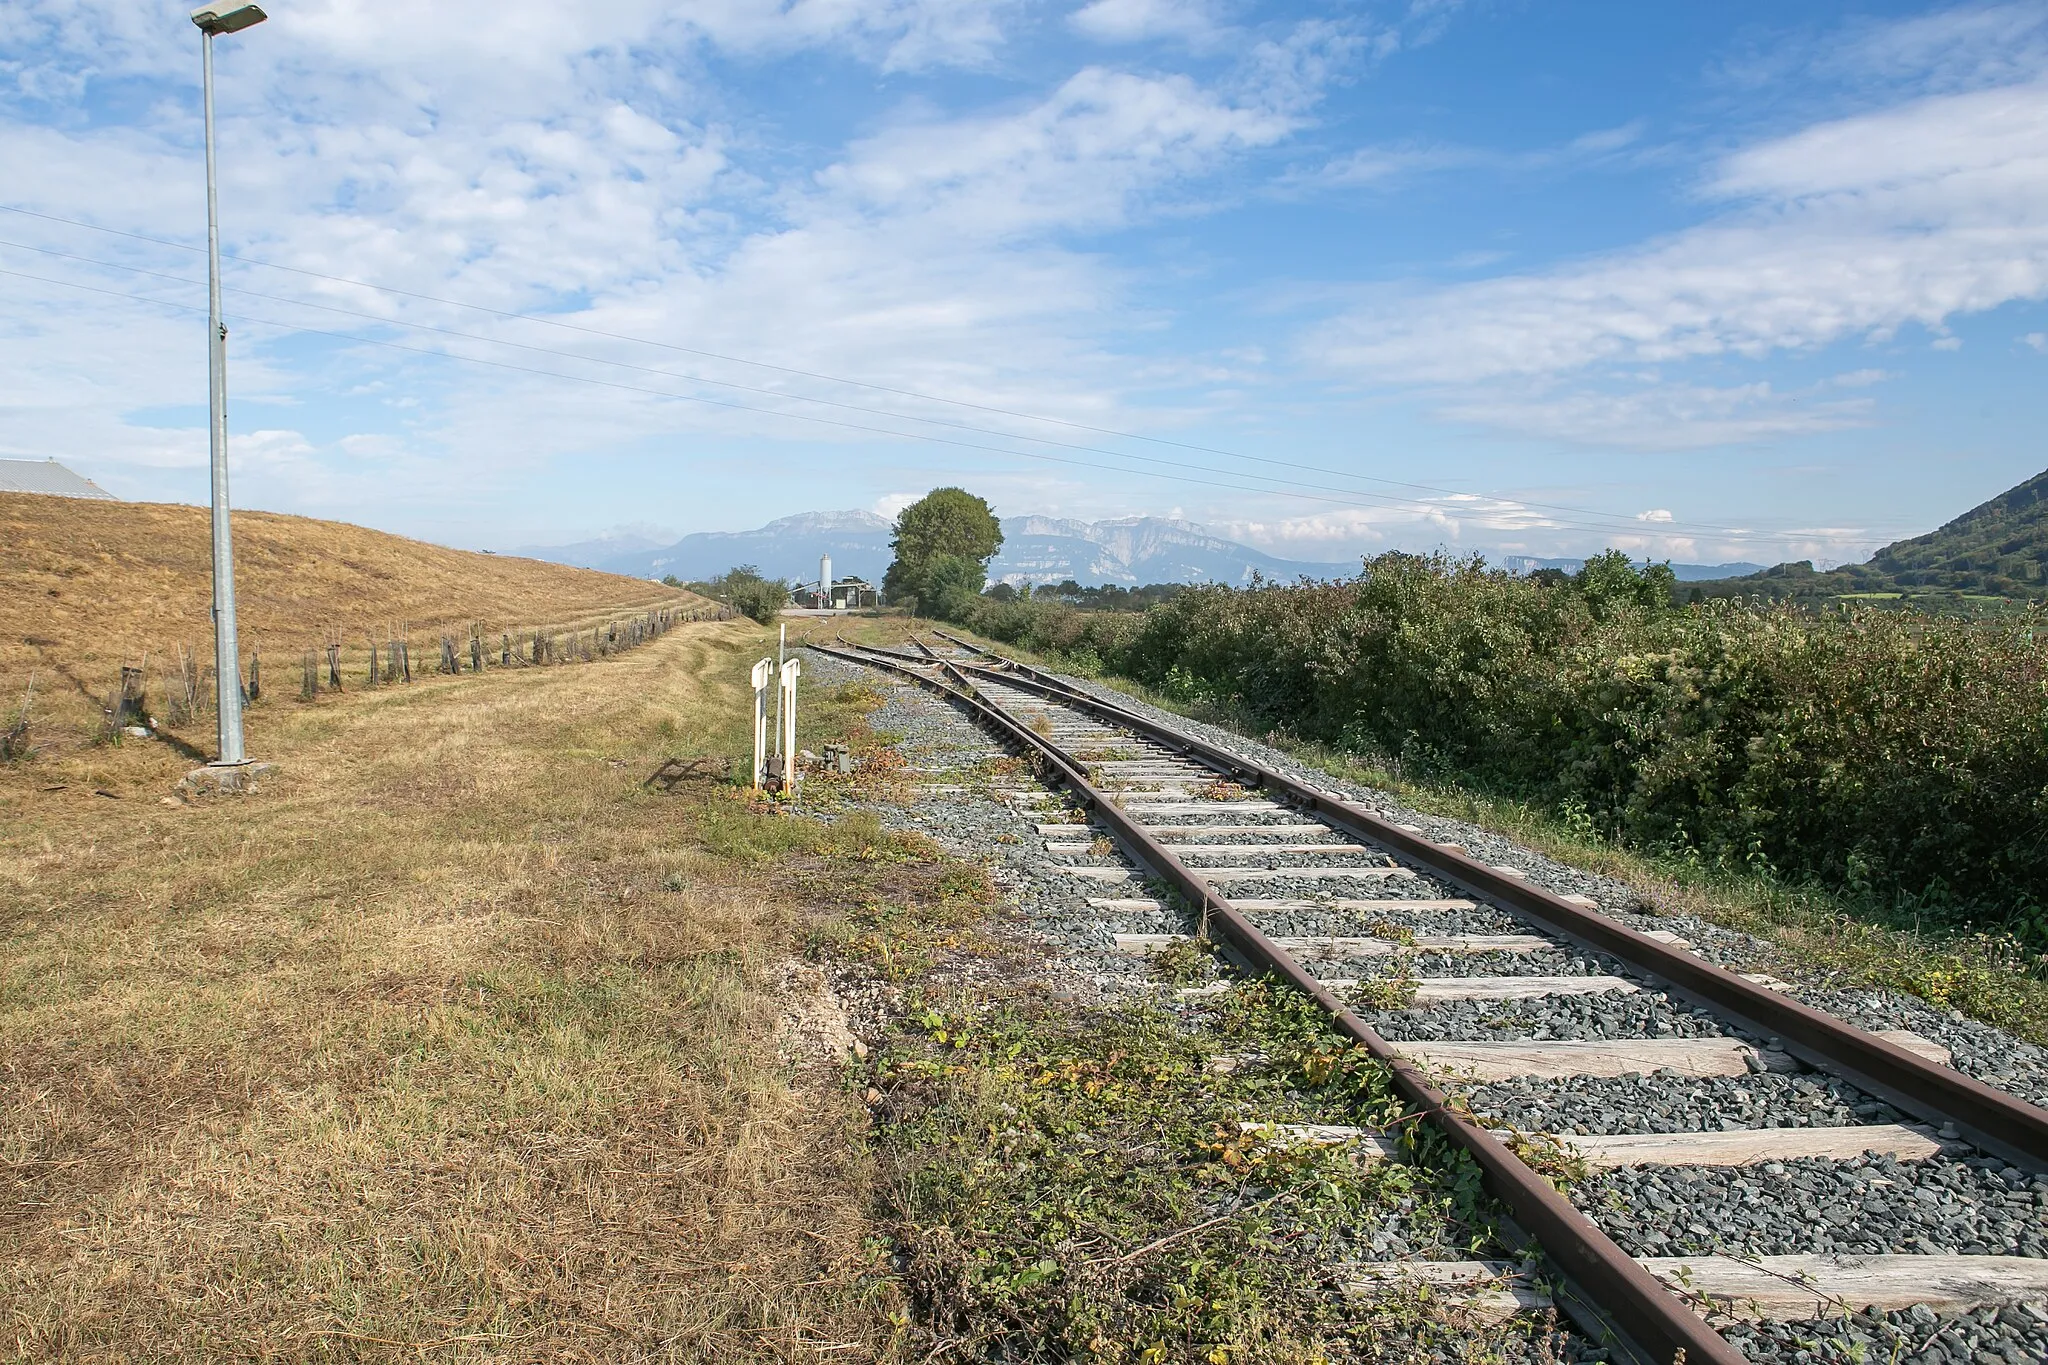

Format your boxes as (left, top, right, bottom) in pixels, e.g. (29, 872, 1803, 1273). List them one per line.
(1578, 1153, 2048, 1260)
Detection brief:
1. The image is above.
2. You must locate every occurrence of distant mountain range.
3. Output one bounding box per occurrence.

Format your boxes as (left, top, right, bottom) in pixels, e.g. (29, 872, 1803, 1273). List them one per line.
(524, 510, 1363, 587)
(991, 515, 1360, 586)
(1691, 466, 2048, 608)
(518, 511, 1780, 589)
(1499, 555, 1769, 582)
(553, 510, 903, 584)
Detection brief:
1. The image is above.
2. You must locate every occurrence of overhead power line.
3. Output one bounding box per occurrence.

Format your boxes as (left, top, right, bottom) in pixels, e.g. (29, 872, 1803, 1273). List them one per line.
(0, 201, 1772, 538)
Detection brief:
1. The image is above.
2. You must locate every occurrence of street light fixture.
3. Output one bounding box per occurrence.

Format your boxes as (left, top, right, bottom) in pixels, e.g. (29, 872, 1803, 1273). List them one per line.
(191, 1, 266, 767)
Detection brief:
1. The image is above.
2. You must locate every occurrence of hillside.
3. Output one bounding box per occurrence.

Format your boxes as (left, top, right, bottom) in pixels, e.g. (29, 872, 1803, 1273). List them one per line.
(1, 493, 704, 743)
(1688, 467, 2048, 610)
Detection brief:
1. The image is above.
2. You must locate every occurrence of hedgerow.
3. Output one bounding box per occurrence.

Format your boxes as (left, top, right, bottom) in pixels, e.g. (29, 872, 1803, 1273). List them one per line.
(965, 554, 2048, 946)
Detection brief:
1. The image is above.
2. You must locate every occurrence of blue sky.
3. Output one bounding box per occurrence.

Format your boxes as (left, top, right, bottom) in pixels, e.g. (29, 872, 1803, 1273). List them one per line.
(4, 0, 2047, 567)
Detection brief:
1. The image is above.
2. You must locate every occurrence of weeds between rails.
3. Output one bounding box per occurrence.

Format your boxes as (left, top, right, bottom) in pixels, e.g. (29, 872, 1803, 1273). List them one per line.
(863, 967, 1567, 1362)
(806, 653, 1587, 1363)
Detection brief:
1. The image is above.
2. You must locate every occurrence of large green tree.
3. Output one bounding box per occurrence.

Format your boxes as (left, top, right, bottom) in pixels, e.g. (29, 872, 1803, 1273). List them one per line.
(883, 487, 1003, 610)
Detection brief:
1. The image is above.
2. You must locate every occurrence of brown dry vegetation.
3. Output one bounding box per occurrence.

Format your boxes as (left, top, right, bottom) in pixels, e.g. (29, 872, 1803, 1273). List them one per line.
(0, 618, 907, 1361)
(0, 493, 704, 748)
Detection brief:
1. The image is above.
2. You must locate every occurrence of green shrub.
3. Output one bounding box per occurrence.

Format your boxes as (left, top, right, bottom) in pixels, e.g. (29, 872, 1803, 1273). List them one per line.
(986, 553, 2048, 944)
(688, 564, 790, 624)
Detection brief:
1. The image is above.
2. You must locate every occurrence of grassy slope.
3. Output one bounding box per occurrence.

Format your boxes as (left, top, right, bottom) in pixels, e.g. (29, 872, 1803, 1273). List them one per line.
(1, 493, 702, 746)
(1689, 465, 2048, 606)
(0, 618, 920, 1358)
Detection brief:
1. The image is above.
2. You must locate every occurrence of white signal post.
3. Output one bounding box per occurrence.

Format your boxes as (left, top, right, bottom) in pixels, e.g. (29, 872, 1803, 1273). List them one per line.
(772, 623, 786, 761)
(779, 657, 801, 799)
(750, 658, 772, 790)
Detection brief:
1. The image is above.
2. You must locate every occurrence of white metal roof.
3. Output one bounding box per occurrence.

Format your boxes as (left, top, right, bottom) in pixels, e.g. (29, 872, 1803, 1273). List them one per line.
(0, 459, 117, 500)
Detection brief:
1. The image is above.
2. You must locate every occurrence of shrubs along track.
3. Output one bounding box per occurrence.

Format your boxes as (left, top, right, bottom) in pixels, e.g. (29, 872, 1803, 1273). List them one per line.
(957, 554, 2048, 951)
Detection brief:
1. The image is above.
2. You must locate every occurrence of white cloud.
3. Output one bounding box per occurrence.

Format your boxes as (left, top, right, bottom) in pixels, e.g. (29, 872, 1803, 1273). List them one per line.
(1304, 72, 2048, 442)
(2025, 330, 2048, 349)
(1069, 0, 1227, 46)
(2, 0, 1021, 86)
(0, 0, 1366, 523)
(1306, 142, 1475, 188)
(1822, 0, 2048, 94)
(1210, 500, 1890, 569)
(1440, 381, 1878, 451)
(813, 66, 1299, 239)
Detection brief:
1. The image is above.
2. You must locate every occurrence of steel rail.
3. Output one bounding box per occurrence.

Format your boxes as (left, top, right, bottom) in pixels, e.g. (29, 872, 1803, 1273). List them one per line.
(814, 637, 1730, 1365)
(927, 633, 2048, 1178)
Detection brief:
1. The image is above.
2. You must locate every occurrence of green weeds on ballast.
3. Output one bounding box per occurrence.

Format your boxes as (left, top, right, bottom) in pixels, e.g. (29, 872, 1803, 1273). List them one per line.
(862, 974, 1576, 1363)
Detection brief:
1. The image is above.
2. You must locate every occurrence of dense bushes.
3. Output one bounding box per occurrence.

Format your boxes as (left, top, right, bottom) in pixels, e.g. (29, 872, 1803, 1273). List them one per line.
(674, 566, 789, 624)
(967, 554, 2048, 943)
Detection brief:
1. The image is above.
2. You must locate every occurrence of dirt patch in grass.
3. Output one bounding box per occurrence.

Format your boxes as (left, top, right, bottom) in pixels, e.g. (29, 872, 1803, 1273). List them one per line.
(0, 618, 923, 1360)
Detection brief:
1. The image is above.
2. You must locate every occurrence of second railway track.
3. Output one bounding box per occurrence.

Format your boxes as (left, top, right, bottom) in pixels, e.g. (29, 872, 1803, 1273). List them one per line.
(814, 633, 2048, 1365)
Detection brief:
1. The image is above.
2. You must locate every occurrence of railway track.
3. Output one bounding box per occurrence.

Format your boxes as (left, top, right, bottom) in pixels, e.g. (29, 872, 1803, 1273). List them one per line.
(815, 633, 2048, 1365)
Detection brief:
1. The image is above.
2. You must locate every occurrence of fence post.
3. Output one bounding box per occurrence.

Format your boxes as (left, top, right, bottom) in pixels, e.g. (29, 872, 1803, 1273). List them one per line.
(327, 643, 342, 690)
(117, 665, 146, 726)
(470, 635, 483, 673)
(367, 641, 379, 687)
(247, 653, 260, 703)
(301, 650, 317, 700)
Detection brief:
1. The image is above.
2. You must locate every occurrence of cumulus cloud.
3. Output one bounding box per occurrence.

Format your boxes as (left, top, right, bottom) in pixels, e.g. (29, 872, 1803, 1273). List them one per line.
(1636, 508, 1674, 523)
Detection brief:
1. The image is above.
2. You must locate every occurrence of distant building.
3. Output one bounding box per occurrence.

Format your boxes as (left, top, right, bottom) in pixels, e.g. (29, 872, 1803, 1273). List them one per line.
(792, 574, 880, 610)
(0, 458, 117, 500)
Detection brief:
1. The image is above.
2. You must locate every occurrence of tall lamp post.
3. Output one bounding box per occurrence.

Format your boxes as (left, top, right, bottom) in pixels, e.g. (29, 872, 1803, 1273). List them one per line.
(191, 2, 266, 767)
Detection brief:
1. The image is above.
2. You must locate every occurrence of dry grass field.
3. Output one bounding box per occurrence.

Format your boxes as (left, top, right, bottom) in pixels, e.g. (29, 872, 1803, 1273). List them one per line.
(0, 493, 704, 753)
(0, 610, 934, 1360)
